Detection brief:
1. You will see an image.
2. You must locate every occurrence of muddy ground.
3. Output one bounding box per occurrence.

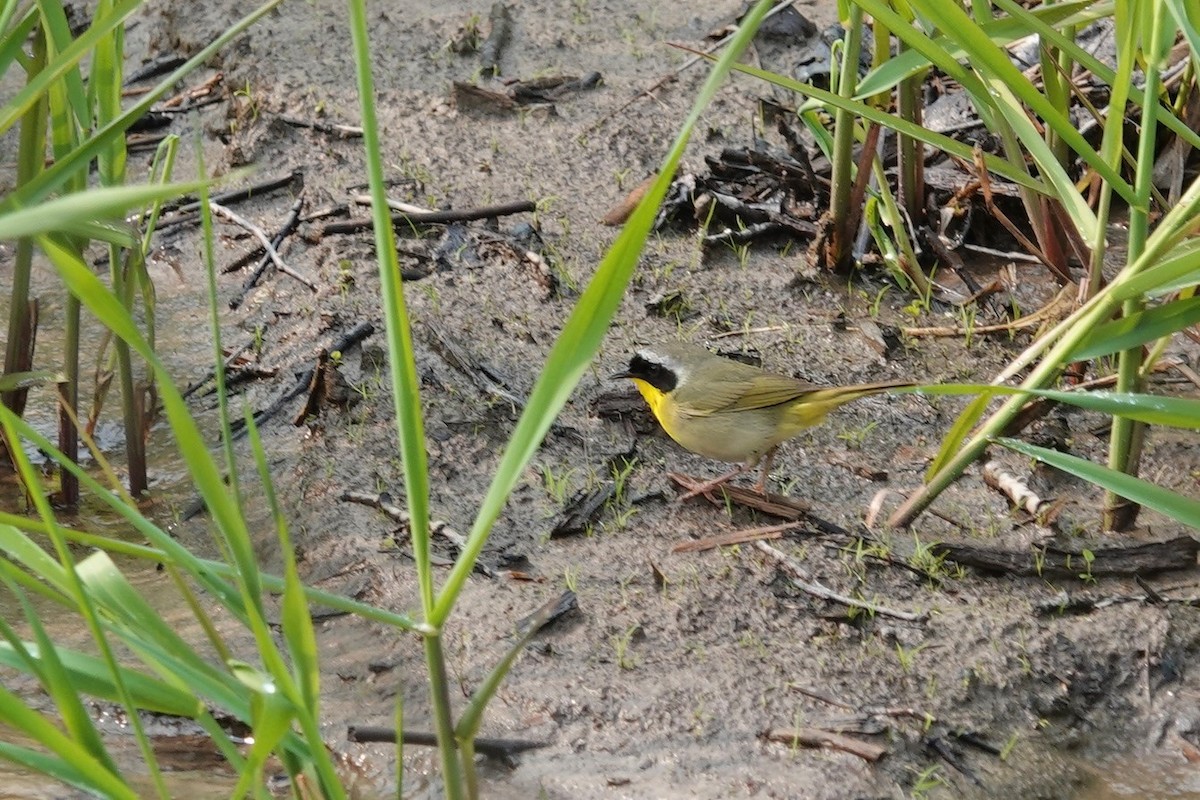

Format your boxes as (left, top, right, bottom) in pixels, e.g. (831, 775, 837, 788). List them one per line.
(6, 0, 1200, 797)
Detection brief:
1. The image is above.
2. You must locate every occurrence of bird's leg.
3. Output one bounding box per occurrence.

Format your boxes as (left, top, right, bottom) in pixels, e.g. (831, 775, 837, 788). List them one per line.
(752, 446, 779, 494)
(675, 462, 754, 501)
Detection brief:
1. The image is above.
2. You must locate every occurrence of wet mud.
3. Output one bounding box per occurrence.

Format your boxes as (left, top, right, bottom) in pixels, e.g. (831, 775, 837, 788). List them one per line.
(3, 1, 1200, 797)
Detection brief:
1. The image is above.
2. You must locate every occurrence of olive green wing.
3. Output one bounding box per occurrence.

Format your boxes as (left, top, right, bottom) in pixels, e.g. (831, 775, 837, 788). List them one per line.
(687, 372, 817, 415)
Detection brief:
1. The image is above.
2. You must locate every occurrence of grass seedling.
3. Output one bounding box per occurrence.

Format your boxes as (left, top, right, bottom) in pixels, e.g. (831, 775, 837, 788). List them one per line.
(894, 642, 927, 674)
(611, 624, 641, 670)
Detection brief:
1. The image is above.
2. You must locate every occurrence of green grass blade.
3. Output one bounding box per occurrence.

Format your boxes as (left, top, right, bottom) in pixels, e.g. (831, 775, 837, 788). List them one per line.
(345, 0, 433, 616)
(1009, 389, 1200, 429)
(0, 181, 207, 241)
(431, 0, 779, 626)
(455, 596, 562, 742)
(1, 0, 283, 211)
(855, 0, 1105, 97)
(726, 59, 1047, 192)
(35, 0, 91, 127)
(899, 0, 1126, 215)
(1109, 237, 1200, 302)
(0, 421, 426, 633)
(0, 9, 39, 75)
(0, 640, 200, 716)
(0, 0, 141, 136)
(0, 689, 137, 799)
(995, 437, 1200, 528)
(925, 393, 992, 480)
(1067, 295, 1200, 360)
(244, 407, 320, 711)
(1165, 0, 1200, 62)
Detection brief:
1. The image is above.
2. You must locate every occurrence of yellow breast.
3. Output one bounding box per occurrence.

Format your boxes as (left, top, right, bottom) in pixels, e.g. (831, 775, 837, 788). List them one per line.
(630, 378, 801, 463)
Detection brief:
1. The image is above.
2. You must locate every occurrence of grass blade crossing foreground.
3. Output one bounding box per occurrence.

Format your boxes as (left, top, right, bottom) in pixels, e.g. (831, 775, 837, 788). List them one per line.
(431, 0, 778, 626)
(995, 438, 1200, 528)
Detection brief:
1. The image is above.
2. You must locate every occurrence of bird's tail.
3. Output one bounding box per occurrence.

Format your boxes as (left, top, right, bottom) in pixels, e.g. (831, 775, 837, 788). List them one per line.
(783, 380, 913, 430)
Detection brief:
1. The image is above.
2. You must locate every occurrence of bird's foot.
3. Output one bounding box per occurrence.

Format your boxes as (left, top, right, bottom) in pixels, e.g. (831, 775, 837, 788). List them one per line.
(668, 469, 747, 502)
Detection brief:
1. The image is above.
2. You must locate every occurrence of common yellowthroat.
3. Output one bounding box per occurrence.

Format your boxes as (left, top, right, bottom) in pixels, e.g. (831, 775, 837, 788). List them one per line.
(614, 342, 911, 495)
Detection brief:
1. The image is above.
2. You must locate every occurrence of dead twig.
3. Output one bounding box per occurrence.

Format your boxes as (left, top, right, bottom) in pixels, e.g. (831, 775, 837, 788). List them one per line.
(180, 338, 256, 399)
(210, 201, 317, 292)
(934, 536, 1200, 578)
(759, 727, 887, 762)
(228, 191, 306, 308)
(228, 321, 374, 437)
(277, 114, 363, 138)
(340, 490, 480, 572)
(901, 285, 1074, 338)
(669, 472, 811, 519)
(319, 199, 536, 237)
(150, 170, 302, 232)
(347, 727, 547, 761)
(479, 2, 512, 77)
(672, 522, 803, 553)
(756, 540, 927, 622)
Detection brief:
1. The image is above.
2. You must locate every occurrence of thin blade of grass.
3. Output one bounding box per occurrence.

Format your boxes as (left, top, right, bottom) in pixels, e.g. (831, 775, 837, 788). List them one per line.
(1, 0, 283, 211)
(0, 638, 200, 717)
(1109, 238, 1200, 302)
(36, 0, 91, 128)
(0, 407, 159, 793)
(1010, 389, 1200, 429)
(856, 0, 1106, 96)
(1067, 295, 1200, 360)
(721, 58, 1046, 192)
(0, 697, 136, 800)
(0, 181, 207, 240)
(899, 0, 1126, 214)
(0, 424, 426, 633)
(431, 0, 779, 626)
(0, 10, 39, 74)
(995, 437, 1200, 527)
(0, 0, 141, 135)
(926, 393, 993, 480)
(1164, 0, 1200, 60)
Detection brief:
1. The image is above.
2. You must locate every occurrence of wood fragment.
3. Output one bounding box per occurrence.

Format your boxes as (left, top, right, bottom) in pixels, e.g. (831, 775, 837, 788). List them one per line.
(901, 285, 1074, 338)
(292, 350, 329, 426)
(756, 541, 927, 622)
(981, 460, 1045, 516)
(180, 339, 257, 400)
(479, 2, 512, 77)
(340, 489, 482, 572)
(159, 71, 224, 110)
(550, 484, 614, 538)
(760, 727, 887, 762)
(149, 170, 303, 232)
(347, 726, 547, 760)
(672, 522, 803, 553)
(425, 324, 583, 443)
(124, 54, 187, 85)
(514, 589, 578, 634)
(669, 472, 811, 519)
(229, 322, 374, 437)
(452, 81, 519, 114)
(934, 536, 1200, 577)
(601, 174, 657, 226)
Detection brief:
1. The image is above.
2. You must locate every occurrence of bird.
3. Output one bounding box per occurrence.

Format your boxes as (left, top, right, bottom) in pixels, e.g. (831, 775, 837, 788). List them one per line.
(613, 341, 911, 497)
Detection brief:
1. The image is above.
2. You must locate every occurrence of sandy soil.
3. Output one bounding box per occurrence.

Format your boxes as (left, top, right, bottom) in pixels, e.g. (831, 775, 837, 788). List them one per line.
(6, 0, 1200, 797)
